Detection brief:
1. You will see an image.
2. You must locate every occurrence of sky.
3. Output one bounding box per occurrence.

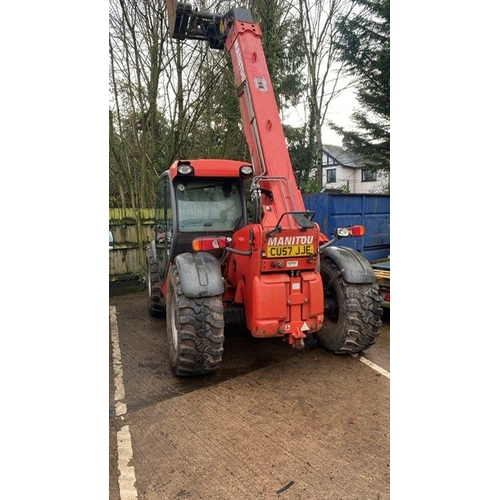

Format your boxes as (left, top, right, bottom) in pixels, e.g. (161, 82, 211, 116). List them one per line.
(282, 84, 359, 147)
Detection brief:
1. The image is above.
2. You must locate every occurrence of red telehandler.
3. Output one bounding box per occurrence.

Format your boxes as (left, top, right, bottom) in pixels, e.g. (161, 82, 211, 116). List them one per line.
(145, 1, 383, 376)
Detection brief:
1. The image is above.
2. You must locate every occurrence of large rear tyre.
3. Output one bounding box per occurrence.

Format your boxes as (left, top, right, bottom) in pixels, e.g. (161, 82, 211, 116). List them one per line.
(166, 265, 224, 376)
(146, 246, 166, 317)
(315, 259, 383, 354)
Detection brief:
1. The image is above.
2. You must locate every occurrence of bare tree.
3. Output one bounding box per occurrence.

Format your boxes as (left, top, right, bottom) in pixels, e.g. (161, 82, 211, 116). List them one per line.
(285, 0, 356, 185)
(109, 0, 357, 208)
(109, 0, 248, 209)
(109, 0, 173, 209)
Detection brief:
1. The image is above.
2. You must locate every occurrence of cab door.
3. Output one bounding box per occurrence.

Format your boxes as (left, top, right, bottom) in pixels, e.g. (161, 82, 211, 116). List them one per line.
(154, 174, 174, 279)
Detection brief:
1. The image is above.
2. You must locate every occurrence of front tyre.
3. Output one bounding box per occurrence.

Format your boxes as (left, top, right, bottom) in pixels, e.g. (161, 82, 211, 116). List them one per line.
(146, 245, 166, 317)
(315, 259, 383, 354)
(166, 265, 224, 376)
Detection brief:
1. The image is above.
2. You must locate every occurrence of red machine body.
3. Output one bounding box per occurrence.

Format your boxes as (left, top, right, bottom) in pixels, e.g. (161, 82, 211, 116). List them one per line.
(150, 2, 382, 376)
(222, 17, 325, 343)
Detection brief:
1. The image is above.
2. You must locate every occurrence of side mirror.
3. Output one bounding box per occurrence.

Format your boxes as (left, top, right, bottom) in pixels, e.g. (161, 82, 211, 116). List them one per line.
(109, 230, 115, 250)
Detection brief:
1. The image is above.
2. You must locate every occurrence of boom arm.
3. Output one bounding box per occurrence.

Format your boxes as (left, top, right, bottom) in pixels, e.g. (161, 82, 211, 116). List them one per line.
(167, 1, 326, 348)
(167, 1, 310, 230)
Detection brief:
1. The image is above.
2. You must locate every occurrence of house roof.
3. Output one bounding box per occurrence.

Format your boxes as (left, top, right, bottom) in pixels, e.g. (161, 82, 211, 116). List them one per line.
(322, 144, 365, 168)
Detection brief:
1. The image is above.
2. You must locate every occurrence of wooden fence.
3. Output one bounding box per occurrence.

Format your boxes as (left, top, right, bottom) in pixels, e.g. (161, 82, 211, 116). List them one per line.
(109, 208, 155, 281)
(110, 194, 390, 281)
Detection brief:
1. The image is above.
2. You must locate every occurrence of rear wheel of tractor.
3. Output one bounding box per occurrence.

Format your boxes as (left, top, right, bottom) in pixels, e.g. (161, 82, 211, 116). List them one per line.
(166, 265, 224, 376)
(146, 246, 166, 317)
(315, 259, 383, 354)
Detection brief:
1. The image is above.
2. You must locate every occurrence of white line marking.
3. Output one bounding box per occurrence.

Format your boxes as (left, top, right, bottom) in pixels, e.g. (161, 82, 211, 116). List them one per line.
(110, 305, 128, 416)
(117, 426, 138, 500)
(110, 306, 138, 500)
(352, 354, 390, 379)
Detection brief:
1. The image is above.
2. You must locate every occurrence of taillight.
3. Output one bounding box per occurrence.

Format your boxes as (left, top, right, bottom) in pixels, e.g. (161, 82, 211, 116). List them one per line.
(350, 225, 365, 237)
(192, 237, 228, 251)
(336, 225, 365, 238)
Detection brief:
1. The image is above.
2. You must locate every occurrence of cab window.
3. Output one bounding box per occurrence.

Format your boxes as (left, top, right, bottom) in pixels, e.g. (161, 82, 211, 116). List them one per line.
(175, 179, 243, 232)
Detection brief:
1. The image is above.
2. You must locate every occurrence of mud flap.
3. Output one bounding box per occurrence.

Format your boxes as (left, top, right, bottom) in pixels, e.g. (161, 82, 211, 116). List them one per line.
(321, 246, 375, 284)
(174, 252, 225, 298)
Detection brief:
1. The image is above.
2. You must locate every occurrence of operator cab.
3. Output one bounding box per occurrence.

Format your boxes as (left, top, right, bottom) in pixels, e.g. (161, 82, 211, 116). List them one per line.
(153, 160, 251, 279)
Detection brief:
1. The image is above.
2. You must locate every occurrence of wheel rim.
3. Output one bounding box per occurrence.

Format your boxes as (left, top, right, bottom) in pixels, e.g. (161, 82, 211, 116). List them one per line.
(169, 292, 179, 356)
(324, 294, 339, 324)
(322, 266, 340, 326)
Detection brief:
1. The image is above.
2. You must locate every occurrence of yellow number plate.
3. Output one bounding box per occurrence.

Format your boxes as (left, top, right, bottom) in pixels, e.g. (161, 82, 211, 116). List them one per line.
(266, 244, 315, 258)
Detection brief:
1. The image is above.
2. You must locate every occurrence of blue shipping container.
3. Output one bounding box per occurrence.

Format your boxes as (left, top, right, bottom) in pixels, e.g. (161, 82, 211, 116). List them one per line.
(303, 193, 390, 262)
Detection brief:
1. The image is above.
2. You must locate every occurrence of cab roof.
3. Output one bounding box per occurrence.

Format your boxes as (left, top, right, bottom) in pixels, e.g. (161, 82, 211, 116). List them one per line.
(167, 159, 253, 180)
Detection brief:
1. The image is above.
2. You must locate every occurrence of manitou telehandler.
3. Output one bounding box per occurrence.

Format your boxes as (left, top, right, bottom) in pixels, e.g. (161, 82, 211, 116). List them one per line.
(145, 1, 383, 376)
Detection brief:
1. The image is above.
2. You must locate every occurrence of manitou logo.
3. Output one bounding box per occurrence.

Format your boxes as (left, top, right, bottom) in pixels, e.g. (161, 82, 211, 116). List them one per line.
(268, 235, 314, 246)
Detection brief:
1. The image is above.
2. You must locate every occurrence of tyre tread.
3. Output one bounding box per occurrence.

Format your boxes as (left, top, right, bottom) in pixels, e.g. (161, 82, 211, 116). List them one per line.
(315, 259, 383, 354)
(167, 266, 224, 376)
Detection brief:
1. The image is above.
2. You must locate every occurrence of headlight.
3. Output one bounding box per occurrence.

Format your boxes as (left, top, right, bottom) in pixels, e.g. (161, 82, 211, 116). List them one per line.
(178, 163, 194, 175)
(240, 164, 253, 176)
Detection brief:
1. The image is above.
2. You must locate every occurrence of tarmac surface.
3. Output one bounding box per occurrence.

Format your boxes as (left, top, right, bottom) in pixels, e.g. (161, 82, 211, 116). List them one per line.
(109, 291, 390, 499)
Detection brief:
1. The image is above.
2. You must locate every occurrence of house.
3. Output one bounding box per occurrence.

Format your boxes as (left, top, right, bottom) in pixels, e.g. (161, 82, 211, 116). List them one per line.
(320, 144, 389, 194)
